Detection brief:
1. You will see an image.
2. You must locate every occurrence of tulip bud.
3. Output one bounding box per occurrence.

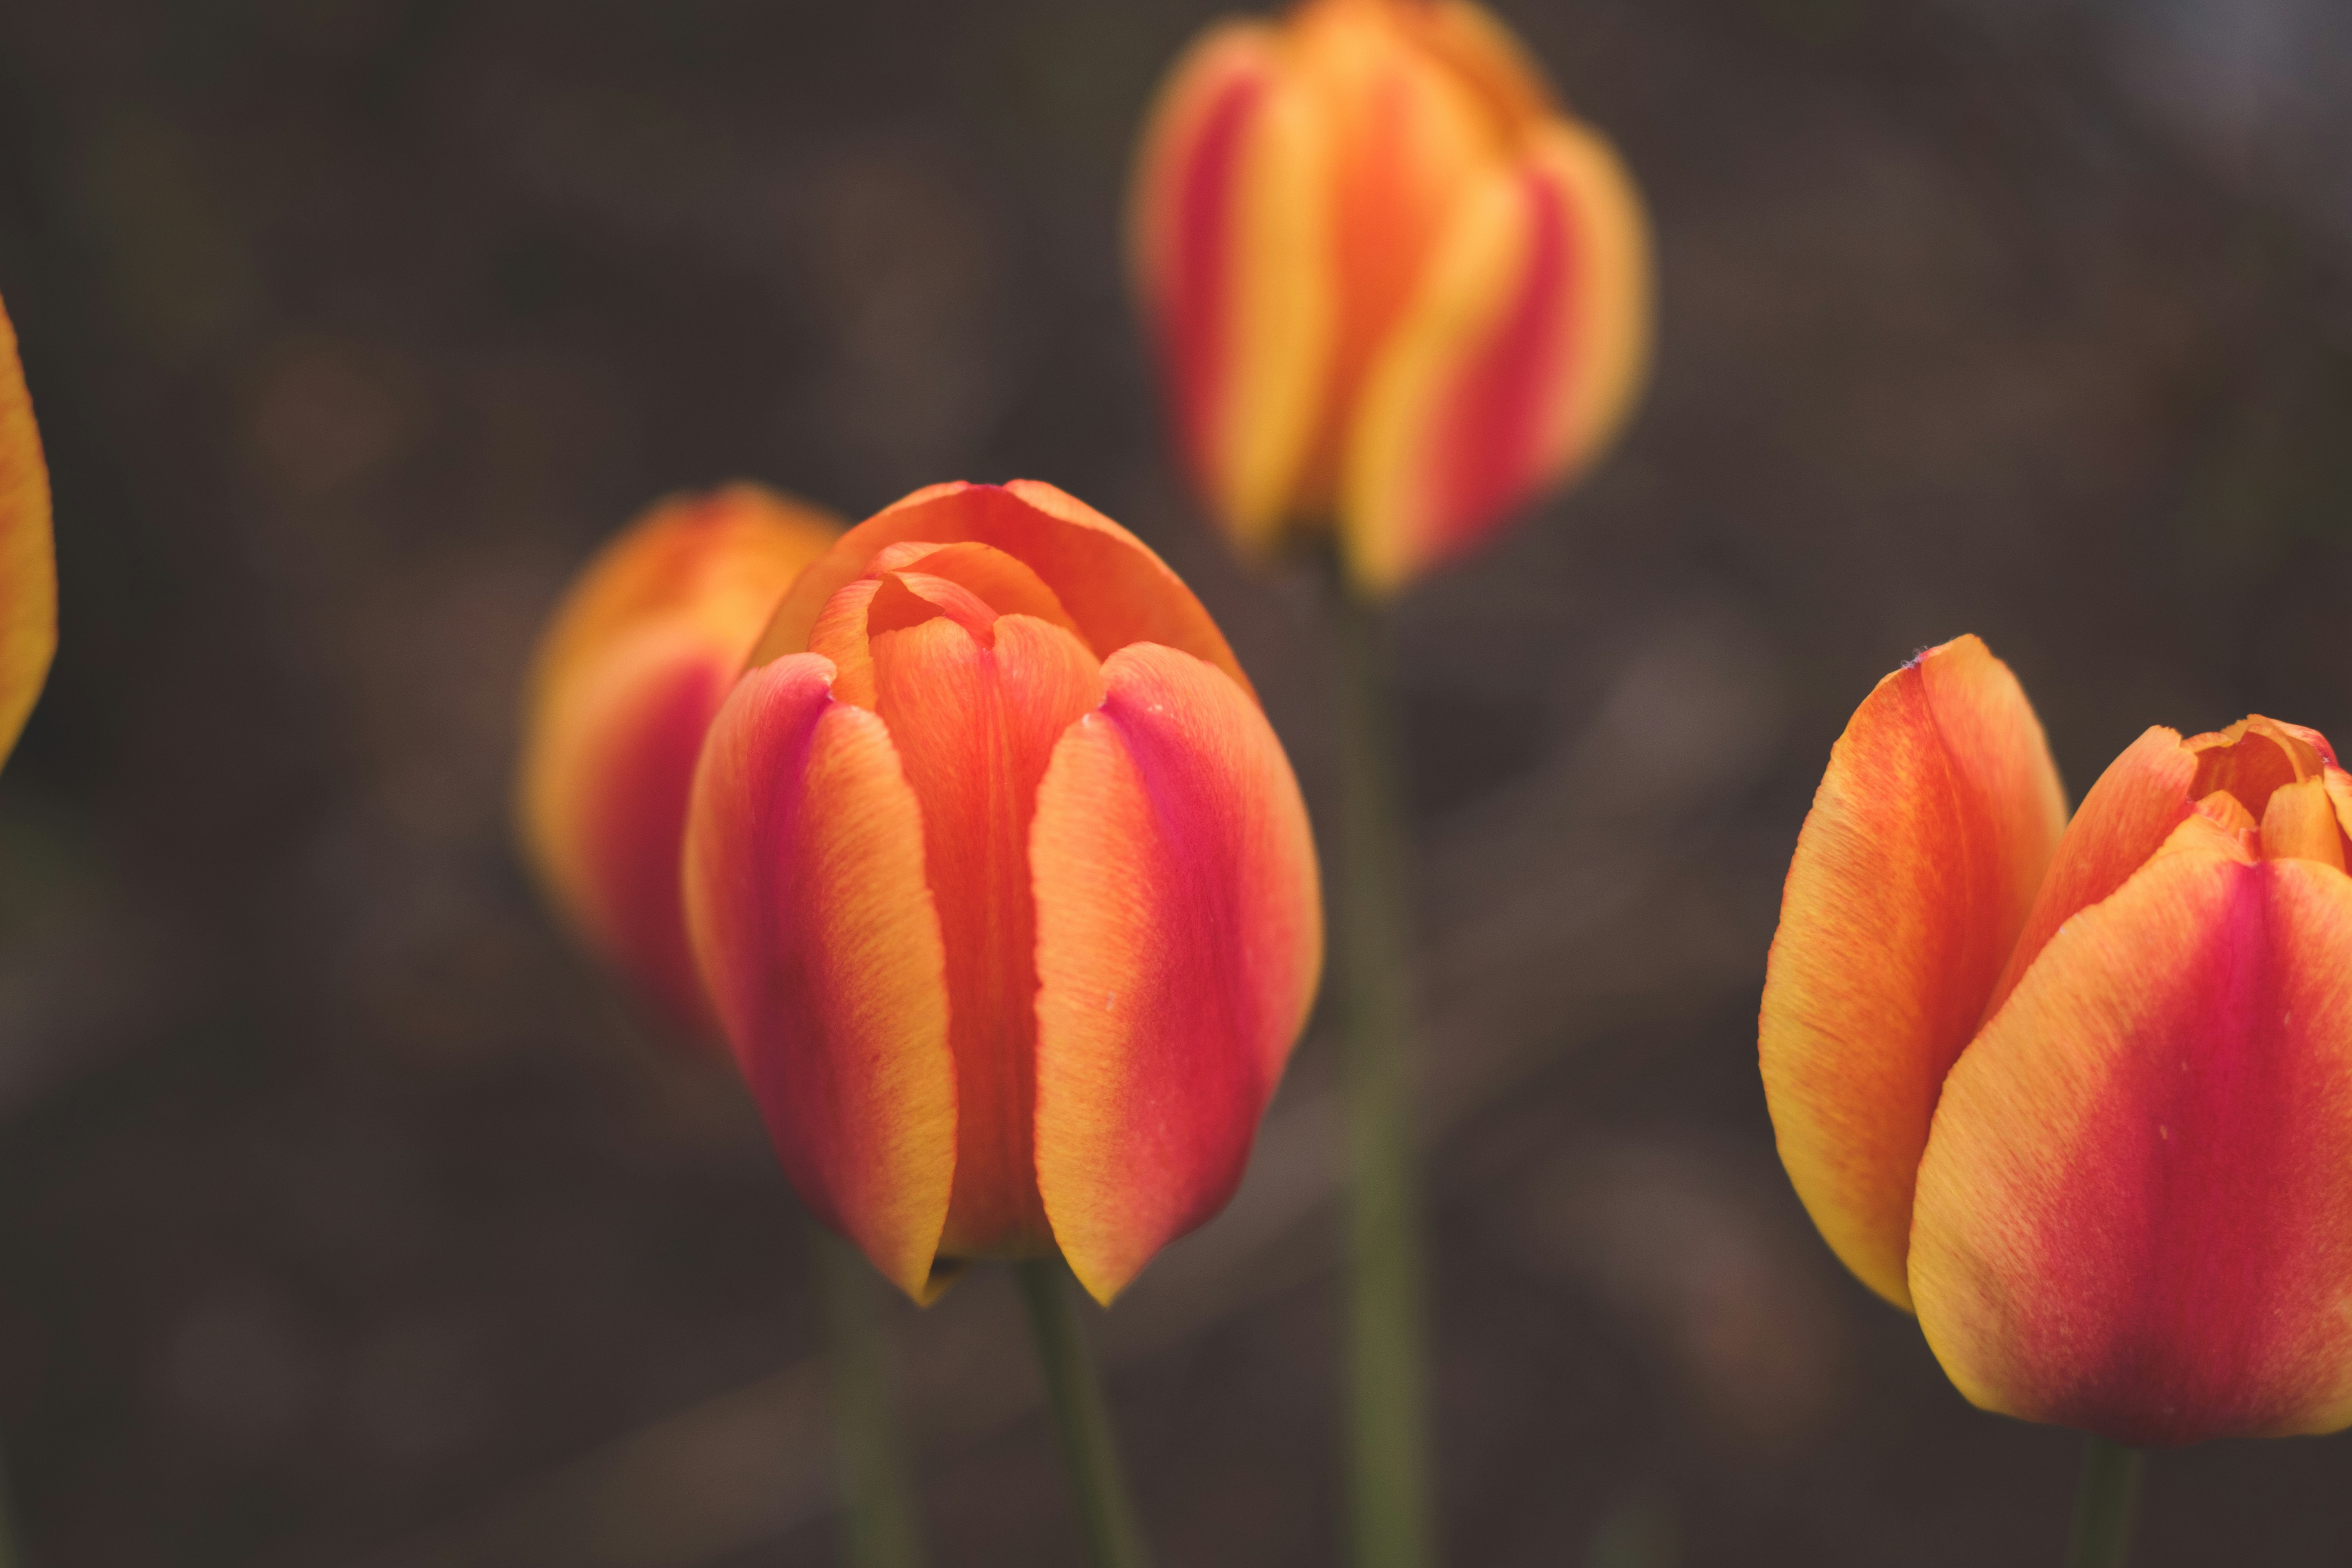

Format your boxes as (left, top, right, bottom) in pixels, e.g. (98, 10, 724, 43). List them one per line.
(517, 485, 840, 1042)
(0, 293, 56, 771)
(1762, 635, 2352, 1446)
(1129, 0, 1651, 596)
(683, 481, 1323, 1304)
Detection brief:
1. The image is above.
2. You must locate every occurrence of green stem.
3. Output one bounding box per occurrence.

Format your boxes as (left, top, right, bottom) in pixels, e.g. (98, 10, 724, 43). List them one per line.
(2062, 1436, 2142, 1568)
(1014, 1258, 1154, 1568)
(1330, 583, 1437, 1568)
(814, 1220, 927, 1568)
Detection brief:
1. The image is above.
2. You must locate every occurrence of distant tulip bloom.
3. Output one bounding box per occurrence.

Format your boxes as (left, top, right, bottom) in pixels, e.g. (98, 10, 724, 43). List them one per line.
(684, 480, 1322, 1304)
(1129, 0, 1651, 597)
(518, 485, 840, 1040)
(1762, 635, 2352, 1447)
(0, 293, 55, 771)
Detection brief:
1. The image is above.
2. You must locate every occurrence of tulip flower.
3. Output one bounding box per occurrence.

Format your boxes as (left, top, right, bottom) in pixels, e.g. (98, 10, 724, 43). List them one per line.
(517, 484, 840, 1040)
(1129, 0, 1652, 597)
(0, 292, 55, 772)
(683, 479, 1323, 1307)
(1761, 634, 2352, 1450)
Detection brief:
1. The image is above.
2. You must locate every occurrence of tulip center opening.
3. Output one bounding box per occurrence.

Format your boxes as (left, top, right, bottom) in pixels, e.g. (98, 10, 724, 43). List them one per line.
(2183, 716, 2352, 869)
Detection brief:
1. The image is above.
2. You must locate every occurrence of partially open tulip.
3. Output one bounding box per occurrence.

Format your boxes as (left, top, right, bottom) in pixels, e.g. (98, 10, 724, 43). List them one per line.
(1129, 0, 1651, 596)
(1762, 634, 2352, 1446)
(518, 485, 840, 1040)
(0, 293, 55, 771)
(684, 480, 1322, 1305)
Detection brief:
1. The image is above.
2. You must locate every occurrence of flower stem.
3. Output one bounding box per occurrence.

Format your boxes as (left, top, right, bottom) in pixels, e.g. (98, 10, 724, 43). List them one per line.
(813, 1219, 927, 1568)
(1014, 1258, 1154, 1568)
(1330, 583, 1437, 1568)
(2063, 1436, 2142, 1568)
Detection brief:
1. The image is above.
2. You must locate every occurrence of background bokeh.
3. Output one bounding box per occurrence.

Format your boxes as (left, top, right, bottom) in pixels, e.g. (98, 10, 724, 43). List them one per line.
(5, 0, 2352, 1563)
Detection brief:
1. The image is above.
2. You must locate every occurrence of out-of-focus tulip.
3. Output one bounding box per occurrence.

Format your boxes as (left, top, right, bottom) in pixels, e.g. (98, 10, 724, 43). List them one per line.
(1129, 0, 1651, 597)
(0, 292, 55, 771)
(1762, 635, 2352, 1447)
(518, 485, 840, 1040)
(684, 480, 1323, 1305)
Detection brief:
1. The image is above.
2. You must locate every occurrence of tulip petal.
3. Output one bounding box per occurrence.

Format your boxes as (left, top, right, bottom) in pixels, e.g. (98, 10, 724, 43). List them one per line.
(1128, 22, 1332, 554)
(754, 481, 1255, 701)
(1031, 643, 1323, 1303)
(2262, 779, 2345, 870)
(1759, 636, 2066, 1308)
(869, 612, 1106, 1261)
(2323, 766, 2352, 850)
(871, 541, 1083, 639)
(1394, 0, 1560, 131)
(1986, 727, 2198, 1016)
(1911, 830, 2352, 1444)
(1285, 0, 1516, 511)
(0, 297, 55, 770)
(1339, 118, 1651, 595)
(682, 654, 956, 1300)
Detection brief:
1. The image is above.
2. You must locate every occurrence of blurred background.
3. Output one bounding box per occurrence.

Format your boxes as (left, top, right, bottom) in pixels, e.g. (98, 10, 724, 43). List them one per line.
(4, 0, 2352, 1563)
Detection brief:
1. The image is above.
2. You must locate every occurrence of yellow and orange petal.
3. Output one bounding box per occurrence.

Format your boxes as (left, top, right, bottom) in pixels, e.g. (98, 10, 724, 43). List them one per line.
(1339, 118, 1651, 596)
(0, 294, 56, 771)
(1385, 0, 1559, 131)
(1283, 0, 1518, 512)
(682, 653, 957, 1301)
(868, 608, 1105, 1262)
(1129, 22, 1333, 553)
(1759, 636, 2066, 1308)
(1031, 643, 1323, 1302)
(1911, 823, 2352, 1445)
(517, 485, 839, 1039)
(1984, 726, 2198, 1017)
(752, 481, 1254, 699)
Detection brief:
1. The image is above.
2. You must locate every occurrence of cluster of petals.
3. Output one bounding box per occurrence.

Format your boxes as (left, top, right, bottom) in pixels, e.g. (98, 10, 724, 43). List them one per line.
(682, 481, 1323, 1305)
(1129, 0, 1651, 595)
(517, 485, 841, 1040)
(0, 292, 54, 772)
(1762, 635, 2352, 1447)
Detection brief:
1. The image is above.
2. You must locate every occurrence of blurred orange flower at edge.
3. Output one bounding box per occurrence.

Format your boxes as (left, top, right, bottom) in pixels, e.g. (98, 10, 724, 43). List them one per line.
(1762, 634, 2352, 1448)
(0, 292, 57, 773)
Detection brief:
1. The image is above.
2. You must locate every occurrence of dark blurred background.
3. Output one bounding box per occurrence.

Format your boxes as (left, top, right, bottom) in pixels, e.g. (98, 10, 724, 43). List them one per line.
(4, 0, 2352, 1563)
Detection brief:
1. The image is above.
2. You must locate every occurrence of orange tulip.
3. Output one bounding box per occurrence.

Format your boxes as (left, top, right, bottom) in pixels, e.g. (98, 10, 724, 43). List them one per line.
(518, 484, 840, 1041)
(1129, 0, 1651, 597)
(683, 480, 1323, 1304)
(0, 292, 56, 771)
(1762, 635, 2352, 1447)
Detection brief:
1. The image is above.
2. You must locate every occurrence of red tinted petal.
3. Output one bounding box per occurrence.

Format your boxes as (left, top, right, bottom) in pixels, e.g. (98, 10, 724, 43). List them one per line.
(1339, 119, 1650, 595)
(682, 654, 956, 1299)
(1913, 829, 2352, 1444)
(1129, 22, 1332, 554)
(1031, 643, 1323, 1302)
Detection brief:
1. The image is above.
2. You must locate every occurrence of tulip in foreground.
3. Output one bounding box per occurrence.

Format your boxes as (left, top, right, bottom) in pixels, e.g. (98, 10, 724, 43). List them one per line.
(684, 480, 1323, 1306)
(1130, 0, 1652, 595)
(1762, 634, 2352, 1449)
(517, 484, 839, 1039)
(0, 291, 55, 772)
